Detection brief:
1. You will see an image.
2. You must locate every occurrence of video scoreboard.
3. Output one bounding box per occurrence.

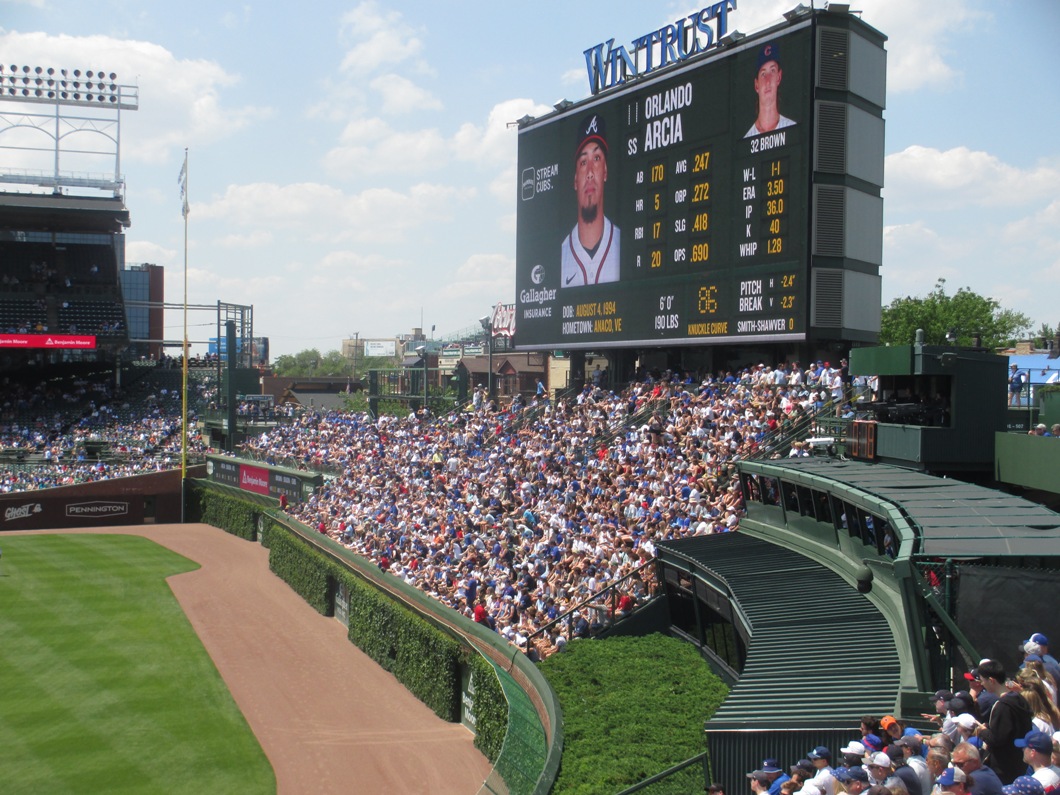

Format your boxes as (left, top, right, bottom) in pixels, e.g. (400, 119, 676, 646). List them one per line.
(515, 23, 815, 349)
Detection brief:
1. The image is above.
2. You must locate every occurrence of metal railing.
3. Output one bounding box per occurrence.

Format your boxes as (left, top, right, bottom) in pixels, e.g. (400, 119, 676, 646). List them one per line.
(526, 559, 657, 646)
(615, 751, 709, 795)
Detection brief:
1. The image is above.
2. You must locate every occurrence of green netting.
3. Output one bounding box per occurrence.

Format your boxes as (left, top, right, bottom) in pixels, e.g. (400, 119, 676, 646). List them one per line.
(479, 659, 548, 795)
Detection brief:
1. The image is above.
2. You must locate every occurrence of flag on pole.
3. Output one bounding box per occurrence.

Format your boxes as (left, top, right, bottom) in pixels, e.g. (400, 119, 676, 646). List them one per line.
(178, 153, 189, 218)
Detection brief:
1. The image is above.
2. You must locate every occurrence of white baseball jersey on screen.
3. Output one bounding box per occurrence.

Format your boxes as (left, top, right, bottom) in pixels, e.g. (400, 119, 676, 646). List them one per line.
(560, 217, 620, 288)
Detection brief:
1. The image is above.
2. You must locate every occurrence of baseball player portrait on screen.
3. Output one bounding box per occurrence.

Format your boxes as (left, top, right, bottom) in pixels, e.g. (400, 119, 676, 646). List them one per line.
(744, 41, 797, 138)
(561, 113, 621, 288)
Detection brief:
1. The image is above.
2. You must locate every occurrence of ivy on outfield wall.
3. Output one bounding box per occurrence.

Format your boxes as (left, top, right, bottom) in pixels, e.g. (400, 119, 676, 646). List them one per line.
(267, 528, 333, 615)
(186, 482, 260, 540)
(342, 565, 462, 722)
(467, 653, 505, 762)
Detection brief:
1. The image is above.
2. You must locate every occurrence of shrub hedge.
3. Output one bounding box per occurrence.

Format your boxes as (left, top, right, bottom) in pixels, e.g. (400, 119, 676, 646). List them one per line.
(540, 633, 729, 795)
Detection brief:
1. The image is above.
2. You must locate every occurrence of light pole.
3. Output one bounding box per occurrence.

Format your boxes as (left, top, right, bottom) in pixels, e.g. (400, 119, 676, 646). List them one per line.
(415, 344, 428, 413)
(479, 315, 493, 403)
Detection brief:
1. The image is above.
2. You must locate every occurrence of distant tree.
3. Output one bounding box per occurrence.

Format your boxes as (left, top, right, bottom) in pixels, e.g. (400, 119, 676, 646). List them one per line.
(271, 348, 354, 377)
(1035, 322, 1058, 349)
(353, 355, 397, 378)
(879, 278, 1032, 349)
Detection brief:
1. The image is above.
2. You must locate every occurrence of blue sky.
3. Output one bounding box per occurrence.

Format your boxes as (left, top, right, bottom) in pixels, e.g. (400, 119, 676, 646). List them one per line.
(1, 0, 1058, 357)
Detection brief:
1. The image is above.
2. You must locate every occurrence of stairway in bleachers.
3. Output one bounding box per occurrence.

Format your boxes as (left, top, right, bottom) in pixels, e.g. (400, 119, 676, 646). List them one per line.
(660, 532, 900, 728)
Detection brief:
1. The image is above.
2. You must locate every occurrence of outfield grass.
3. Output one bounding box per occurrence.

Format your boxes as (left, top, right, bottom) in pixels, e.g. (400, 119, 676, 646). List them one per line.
(0, 534, 275, 794)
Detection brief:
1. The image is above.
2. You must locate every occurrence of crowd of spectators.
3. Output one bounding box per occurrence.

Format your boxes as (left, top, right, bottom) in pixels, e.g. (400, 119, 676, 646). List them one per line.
(243, 361, 852, 658)
(732, 645, 1060, 795)
(0, 367, 210, 492)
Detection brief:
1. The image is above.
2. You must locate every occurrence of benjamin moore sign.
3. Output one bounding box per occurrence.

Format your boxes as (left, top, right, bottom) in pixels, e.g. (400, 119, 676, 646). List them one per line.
(206, 455, 322, 503)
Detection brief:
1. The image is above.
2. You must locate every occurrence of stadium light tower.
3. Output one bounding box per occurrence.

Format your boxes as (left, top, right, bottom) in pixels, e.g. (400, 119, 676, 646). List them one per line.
(0, 63, 139, 197)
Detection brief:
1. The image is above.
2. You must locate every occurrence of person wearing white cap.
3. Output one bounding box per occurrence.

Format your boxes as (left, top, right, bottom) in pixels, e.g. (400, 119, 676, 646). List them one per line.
(864, 752, 894, 786)
(840, 740, 868, 768)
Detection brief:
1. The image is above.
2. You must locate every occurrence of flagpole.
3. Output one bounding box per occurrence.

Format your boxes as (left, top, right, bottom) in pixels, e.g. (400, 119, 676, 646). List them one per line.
(180, 148, 189, 521)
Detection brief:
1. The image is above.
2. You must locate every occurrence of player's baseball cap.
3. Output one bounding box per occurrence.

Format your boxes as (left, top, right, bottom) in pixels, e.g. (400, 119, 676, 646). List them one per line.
(575, 113, 607, 159)
(757, 42, 781, 71)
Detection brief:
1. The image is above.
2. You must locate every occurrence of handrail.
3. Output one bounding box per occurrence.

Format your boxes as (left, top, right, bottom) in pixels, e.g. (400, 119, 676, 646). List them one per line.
(526, 558, 656, 644)
(742, 385, 859, 462)
(615, 751, 709, 795)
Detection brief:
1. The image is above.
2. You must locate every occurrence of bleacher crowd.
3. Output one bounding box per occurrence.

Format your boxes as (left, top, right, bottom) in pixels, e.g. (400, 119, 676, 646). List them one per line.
(239, 360, 857, 658)
(0, 367, 210, 492)
(731, 644, 1060, 795)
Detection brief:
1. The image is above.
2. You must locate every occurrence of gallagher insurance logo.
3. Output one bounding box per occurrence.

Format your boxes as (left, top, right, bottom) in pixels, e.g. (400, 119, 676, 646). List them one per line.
(66, 501, 129, 519)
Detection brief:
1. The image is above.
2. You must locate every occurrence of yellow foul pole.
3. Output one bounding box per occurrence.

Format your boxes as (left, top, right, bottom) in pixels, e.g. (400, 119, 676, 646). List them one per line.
(180, 149, 189, 489)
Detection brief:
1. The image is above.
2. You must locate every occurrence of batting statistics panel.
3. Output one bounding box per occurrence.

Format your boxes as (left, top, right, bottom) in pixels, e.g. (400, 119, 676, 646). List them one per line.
(516, 25, 813, 349)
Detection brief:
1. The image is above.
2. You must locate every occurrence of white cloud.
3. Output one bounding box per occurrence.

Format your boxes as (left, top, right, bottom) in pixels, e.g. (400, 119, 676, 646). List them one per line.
(125, 240, 177, 266)
(218, 230, 273, 248)
(324, 98, 549, 178)
(197, 182, 346, 227)
(438, 253, 514, 302)
(453, 98, 550, 165)
(369, 73, 441, 115)
(220, 7, 251, 30)
(560, 67, 584, 89)
(324, 118, 449, 175)
(882, 220, 962, 297)
(489, 165, 516, 204)
(305, 250, 407, 290)
(1003, 199, 1060, 245)
(885, 146, 1060, 210)
(196, 180, 474, 244)
(338, 1, 425, 75)
(881, 207, 1060, 330)
(1002, 200, 1060, 287)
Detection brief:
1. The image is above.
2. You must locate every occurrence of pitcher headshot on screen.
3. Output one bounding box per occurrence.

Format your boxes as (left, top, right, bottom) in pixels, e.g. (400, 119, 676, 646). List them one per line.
(561, 113, 621, 288)
(745, 41, 797, 138)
